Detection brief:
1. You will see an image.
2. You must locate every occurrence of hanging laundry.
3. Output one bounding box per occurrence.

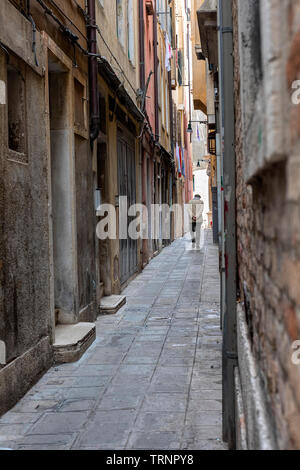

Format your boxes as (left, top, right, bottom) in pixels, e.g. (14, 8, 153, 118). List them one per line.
(197, 124, 201, 142)
(165, 33, 173, 72)
(176, 144, 182, 177)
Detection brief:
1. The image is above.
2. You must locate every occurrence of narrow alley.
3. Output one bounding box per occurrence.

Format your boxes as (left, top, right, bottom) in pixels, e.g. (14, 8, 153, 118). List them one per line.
(1, 0, 300, 453)
(0, 232, 225, 450)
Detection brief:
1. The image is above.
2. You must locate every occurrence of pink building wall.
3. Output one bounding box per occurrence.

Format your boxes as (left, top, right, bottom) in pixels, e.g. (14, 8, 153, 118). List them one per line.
(143, 1, 156, 134)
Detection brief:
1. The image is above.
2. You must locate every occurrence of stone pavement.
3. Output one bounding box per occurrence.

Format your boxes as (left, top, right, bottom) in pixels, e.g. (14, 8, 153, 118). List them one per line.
(0, 230, 226, 450)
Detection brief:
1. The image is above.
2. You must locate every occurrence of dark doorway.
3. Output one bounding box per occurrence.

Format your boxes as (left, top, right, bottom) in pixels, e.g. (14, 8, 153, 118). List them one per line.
(117, 130, 138, 285)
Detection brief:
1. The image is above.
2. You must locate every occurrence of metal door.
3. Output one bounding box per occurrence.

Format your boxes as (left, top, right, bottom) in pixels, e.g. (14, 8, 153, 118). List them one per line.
(118, 132, 138, 285)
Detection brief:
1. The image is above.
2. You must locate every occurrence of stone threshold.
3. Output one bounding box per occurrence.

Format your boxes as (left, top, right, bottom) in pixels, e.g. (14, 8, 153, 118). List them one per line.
(99, 295, 126, 315)
(53, 323, 96, 364)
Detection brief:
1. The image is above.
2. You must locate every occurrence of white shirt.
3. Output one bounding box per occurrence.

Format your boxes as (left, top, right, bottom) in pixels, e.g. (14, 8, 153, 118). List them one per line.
(188, 198, 204, 223)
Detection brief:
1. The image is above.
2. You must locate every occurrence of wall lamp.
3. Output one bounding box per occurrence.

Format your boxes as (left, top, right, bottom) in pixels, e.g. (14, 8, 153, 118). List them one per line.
(187, 120, 208, 134)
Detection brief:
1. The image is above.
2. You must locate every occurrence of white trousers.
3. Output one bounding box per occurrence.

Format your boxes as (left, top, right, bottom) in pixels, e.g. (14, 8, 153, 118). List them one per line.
(190, 222, 202, 247)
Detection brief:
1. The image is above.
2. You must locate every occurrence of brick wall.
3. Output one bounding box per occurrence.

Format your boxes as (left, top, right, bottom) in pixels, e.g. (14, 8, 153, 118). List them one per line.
(233, 0, 300, 450)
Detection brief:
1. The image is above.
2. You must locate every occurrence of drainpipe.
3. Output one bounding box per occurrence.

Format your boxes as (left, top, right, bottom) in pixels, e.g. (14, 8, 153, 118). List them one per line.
(87, 0, 100, 144)
(187, 20, 192, 200)
(153, 0, 159, 141)
(168, 71, 173, 153)
(218, 0, 237, 450)
(139, 0, 147, 265)
(187, 22, 192, 144)
(139, 0, 146, 92)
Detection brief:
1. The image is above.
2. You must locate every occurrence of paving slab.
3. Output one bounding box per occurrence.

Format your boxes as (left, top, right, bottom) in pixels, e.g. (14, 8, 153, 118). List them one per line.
(127, 431, 181, 450)
(28, 412, 89, 435)
(0, 231, 226, 450)
(75, 421, 131, 449)
(135, 412, 186, 432)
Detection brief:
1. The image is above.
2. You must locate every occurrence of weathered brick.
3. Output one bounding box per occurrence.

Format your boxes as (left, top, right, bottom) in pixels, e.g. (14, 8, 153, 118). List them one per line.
(233, 0, 300, 449)
(281, 256, 300, 305)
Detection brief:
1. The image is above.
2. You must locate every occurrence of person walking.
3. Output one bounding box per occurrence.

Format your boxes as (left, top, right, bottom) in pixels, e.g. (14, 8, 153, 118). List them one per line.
(188, 194, 204, 249)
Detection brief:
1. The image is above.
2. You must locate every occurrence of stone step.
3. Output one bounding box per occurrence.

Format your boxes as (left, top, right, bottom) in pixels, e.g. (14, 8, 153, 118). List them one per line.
(53, 322, 96, 364)
(99, 295, 126, 315)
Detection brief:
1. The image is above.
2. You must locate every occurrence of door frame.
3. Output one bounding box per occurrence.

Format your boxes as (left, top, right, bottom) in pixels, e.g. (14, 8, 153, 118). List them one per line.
(43, 33, 79, 333)
(117, 124, 138, 286)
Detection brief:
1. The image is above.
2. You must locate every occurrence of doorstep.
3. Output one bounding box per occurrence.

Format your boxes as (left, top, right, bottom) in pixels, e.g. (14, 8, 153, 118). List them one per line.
(53, 322, 96, 364)
(99, 295, 126, 315)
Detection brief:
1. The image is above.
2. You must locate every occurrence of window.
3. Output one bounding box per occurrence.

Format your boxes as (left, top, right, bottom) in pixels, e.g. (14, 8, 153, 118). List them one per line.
(157, 60, 161, 108)
(128, 0, 135, 65)
(161, 68, 165, 127)
(178, 49, 184, 86)
(7, 63, 26, 154)
(158, 0, 167, 31)
(116, 0, 125, 47)
(166, 82, 169, 134)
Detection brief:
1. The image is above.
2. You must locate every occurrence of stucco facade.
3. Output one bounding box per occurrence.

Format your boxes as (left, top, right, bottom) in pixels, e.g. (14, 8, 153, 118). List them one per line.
(171, 0, 194, 206)
(0, 0, 203, 421)
(191, 0, 207, 113)
(95, 0, 143, 293)
(0, 0, 97, 415)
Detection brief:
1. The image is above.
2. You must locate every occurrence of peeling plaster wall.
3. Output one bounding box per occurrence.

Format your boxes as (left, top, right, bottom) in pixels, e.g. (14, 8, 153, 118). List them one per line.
(0, 5, 53, 414)
(0, 0, 96, 415)
(0, 53, 50, 367)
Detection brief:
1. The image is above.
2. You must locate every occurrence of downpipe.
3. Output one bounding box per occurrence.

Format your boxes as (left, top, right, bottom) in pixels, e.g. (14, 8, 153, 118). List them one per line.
(87, 0, 100, 145)
(218, 0, 237, 450)
(153, 0, 159, 142)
